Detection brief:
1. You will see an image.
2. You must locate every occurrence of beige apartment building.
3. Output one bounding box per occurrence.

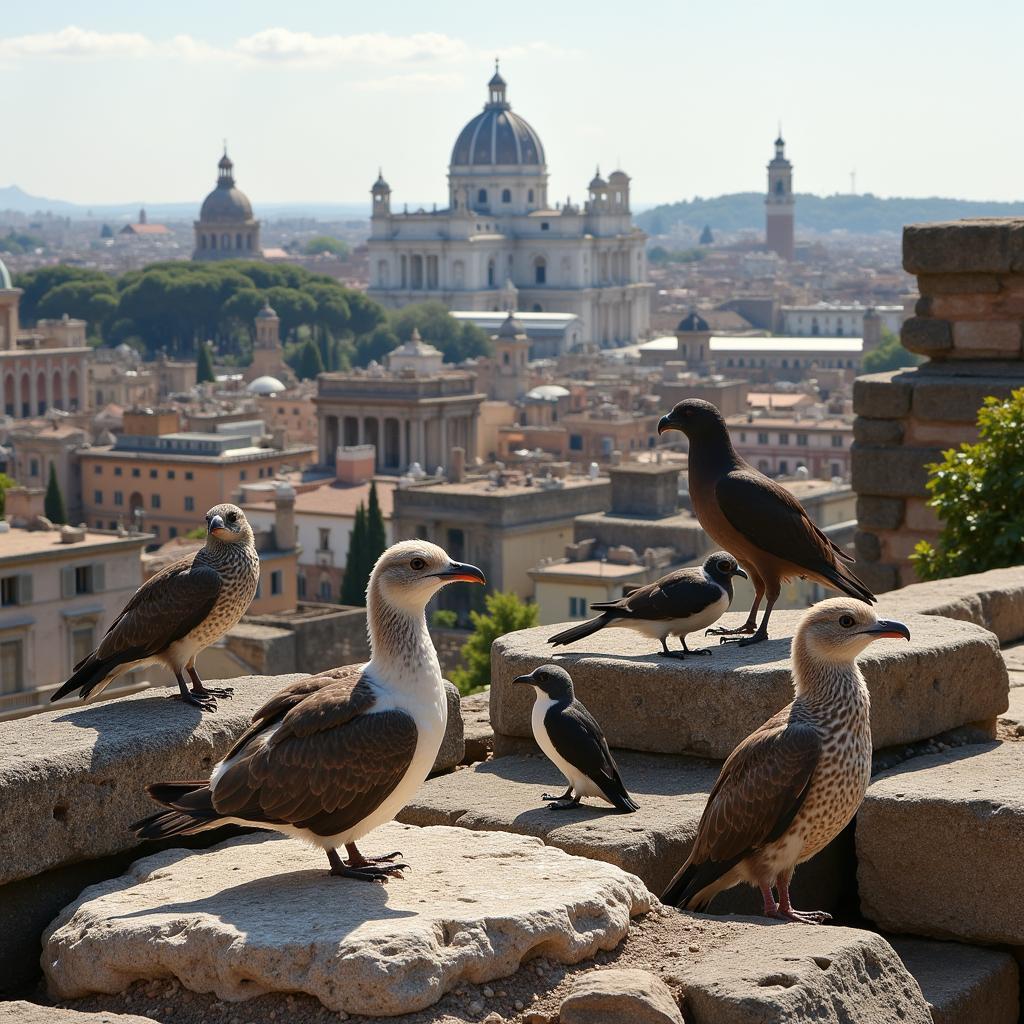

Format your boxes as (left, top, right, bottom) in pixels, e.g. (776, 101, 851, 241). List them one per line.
(0, 522, 149, 716)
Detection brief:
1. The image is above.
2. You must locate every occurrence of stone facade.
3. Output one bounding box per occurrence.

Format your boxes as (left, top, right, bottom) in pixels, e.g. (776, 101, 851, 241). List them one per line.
(853, 219, 1024, 592)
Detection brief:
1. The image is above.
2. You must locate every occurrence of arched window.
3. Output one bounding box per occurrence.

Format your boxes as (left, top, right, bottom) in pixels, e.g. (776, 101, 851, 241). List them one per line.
(36, 371, 46, 415)
(246, 234, 253, 250)
(200, 234, 207, 250)
(501, 189, 511, 203)
(534, 256, 546, 285)
(235, 233, 242, 249)
(51, 370, 63, 411)
(532, 303, 542, 312)
(775, 179, 785, 195)
(477, 188, 488, 205)
(503, 352, 510, 365)
(528, 189, 534, 204)
(210, 235, 217, 250)
(487, 259, 495, 287)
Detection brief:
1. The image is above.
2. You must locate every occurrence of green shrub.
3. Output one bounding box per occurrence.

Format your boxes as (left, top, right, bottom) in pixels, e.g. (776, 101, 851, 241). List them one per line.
(450, 591, 538, 695)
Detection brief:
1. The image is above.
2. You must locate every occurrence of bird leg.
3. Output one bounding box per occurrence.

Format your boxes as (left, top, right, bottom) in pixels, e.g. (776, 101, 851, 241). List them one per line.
(542, 786, 575, 802)
(657, 637, 687, 659)
(759, 881, 780, 916)
(707, 586, 763, 637)
(681, 636, 711, 657)
(769, 875, 832, 925)
(719, 594, 778, 647)
(186, 664, 234, 701)
(543, 786, 581, 809)
(326, 844, 409, 882)
(173, 671, 217, 711)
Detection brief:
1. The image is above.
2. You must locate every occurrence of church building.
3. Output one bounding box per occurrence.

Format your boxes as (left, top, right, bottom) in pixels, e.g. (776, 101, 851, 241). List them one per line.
(765, 132, 795, 261)
(193, 149, 261, 261)
(367, 66, 651, 347)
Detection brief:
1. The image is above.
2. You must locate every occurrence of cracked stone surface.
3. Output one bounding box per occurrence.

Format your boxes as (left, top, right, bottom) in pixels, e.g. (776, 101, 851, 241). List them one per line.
(42, 823, 651, 1017)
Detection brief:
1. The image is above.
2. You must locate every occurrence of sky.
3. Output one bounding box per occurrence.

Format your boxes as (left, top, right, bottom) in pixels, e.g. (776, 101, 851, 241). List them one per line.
(3, 0, 1023, 209)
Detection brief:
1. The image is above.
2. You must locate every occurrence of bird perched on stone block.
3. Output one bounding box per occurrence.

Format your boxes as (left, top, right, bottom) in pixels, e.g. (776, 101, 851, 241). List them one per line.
(50, 504, 260, 711)
(658, 399, 873, 646)
(133, 541, 485, 883)
(662, 598, 909, 921)
(514, 664, 639, 813)
(547, 551, 746, 658)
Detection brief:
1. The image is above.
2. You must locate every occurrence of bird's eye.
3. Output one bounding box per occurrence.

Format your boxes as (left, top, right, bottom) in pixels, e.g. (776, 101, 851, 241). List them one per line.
(227, 512, 237, 524)
(410, 557, 427, 571)
(717, 560, 731, 573)
(839, 614, 855, 628)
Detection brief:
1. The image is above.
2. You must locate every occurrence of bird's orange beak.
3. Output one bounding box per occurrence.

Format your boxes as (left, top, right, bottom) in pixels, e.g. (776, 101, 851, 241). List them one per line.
(860, 619, 910, 641)
(432, 561, 486, 585)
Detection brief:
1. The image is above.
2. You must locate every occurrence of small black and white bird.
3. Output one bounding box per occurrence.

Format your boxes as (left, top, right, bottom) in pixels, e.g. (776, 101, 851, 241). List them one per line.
(547, 551, 747, 658)
(513, 664, 639, 813)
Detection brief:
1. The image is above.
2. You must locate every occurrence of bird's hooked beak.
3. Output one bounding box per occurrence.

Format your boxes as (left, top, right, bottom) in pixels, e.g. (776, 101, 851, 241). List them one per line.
(657, 413, 680, 436)
(512, 670, 538, 686)
(859, 618, 911, 641)
(207, 514, 230, 540)
(733, 567, 748, 579)
(430, 561, 486, 585)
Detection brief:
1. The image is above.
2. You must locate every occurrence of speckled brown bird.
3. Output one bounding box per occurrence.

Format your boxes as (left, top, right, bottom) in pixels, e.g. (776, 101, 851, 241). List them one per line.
(132, 541, 486, 883)
(658, 399, 874, 646)
(662, 599, 909, 922)
(51, 504, 260, 711)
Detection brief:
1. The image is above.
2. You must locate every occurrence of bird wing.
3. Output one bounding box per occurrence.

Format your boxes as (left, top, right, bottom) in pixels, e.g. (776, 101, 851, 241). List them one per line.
(211, 667, 419, 837)
(88, 554, 223, 666)
(545, 701, 627, 794)
(592, 567, 722, 620)
(715, 469, 871, 591)
(690, 706, 822, 867)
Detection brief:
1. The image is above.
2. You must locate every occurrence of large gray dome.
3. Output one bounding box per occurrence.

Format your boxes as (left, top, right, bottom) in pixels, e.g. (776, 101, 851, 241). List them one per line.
(450, 69, 545, 169)
(199, 151, 254, 223)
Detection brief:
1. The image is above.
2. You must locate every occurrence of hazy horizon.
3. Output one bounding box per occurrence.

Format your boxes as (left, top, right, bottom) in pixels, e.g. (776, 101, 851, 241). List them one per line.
(3, 0, 1023, 208)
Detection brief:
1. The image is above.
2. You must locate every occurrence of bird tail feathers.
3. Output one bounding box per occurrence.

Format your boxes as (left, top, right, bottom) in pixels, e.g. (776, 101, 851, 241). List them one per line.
(50, 650, 136, 703)
(548, 613, 614, 647)
(132, 781, 224, 841)
(819, 561, 875, 605)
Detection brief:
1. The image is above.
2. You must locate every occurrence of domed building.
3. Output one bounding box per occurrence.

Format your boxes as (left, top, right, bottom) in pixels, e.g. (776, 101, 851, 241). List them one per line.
(368, 65, 651, 347)
(193, 149, 261, 261)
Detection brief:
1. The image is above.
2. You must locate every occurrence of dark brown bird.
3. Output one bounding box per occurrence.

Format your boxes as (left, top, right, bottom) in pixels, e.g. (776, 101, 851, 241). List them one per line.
(662, 599, 909, 922)
(51, 504, 260, 711)
(547, 551, 746, 658)
(658, 399, 873, 645)
(132, 541, 486, 883)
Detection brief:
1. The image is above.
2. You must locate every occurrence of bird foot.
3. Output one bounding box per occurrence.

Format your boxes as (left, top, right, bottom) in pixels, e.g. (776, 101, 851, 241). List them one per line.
(545, 798, 581, 810)
(719, 629, 770, 647)
(194, 686, 234, 700)
(174, 691, 218, 712)
(355, 850, 403, 864)
(541, 791, 573, 802)
(657, 650, 688, 660)
(687, 648, 713, 656)
(767, 908, 832, 925)
(705, 623, 757, 637)
(330, 861, 409, 884)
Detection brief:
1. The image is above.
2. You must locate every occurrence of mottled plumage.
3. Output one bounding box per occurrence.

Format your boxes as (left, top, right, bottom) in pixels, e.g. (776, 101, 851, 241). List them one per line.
(662, 599, 909, 922)
(658, 400, 874, 645)
(133, 540, 486, 883)
(51, 504, 259, 710)
(548, 551, 745, 658)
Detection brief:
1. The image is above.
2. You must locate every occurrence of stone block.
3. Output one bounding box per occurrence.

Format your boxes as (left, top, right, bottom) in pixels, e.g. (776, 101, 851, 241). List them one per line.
(857, 742, 1024, 945)
(857, 561, 901, 595)
(901, 317, 953, 356)
(951, 320, 1023, 356)
(559, 968, 683, 1024)
(854, 529, 882, 563)
(0, 1003, 158, 1023)
(435, 679, 465, 771)
(461, 688, 494, 763)
(928, 292, 1024, 322)
(882, 565, 1024, 644)
(904, 219, 1024, 275)
(851, 444, 942, 497)
(853, 372, 914, 418)
(889, 937, 1019, 1024)
(912, 377, 1021, 426)
(856, 496, 905, 531)
(489, 613, 1007, 759)
(398, 751, 851, 911)
(916, 272, 1002, 295)
(904, 497, 941, 533)
(853, 417, 905, 446)
(42, 824, 651, 1016)
(904, 419, 980, 446)
(0, 672, 463, 887)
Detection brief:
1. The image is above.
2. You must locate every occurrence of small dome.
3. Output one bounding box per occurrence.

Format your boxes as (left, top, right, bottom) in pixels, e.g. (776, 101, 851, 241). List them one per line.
(0, 256, 11, 290)
(199, 149, 254, 223)
(676, 310, 710, 333)
(247, 375, 286, 395)
(451, 69, 545, 168)
(372, 169, 390, 193)
(495, 312, 527, 340)
(256, 302, 277, 319)
(526, 384, 570, 401)
(608, 169, 629, 184)
(589, 168, 608, 190)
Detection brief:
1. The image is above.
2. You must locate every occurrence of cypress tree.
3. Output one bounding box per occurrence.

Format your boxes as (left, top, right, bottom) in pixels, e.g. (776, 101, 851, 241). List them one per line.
(366, 481, 387, 568)
(340, 503, 368, 606)
(297, 338, 324, 380)
(196, 341, 215, 384)
(44, 463, 67, 525)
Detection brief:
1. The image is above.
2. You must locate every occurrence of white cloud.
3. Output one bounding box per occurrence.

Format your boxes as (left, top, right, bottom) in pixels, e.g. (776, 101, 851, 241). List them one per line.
(0, 25, 153, 60)
(234, 29, 468, 66)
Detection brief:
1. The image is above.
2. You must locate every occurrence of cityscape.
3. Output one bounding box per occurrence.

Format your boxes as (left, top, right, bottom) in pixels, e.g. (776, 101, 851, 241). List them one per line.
(1, 6, 1023, 1024)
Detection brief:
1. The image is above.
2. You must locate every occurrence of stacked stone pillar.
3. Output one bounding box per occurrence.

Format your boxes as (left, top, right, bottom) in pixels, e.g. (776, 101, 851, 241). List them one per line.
(853, 219, 1024, 592)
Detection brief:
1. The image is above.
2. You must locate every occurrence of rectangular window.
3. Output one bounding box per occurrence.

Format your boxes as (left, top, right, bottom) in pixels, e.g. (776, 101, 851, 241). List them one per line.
(94, 490, 103, 504)
(169, 526, 177, 538)
(94, 465, 102, 475)
(71, 625, 94, 668)
(797, 433, 809, 446)
(318, 528, 330, 551)
(113, 491, 123, 506)
(75, 566, 93, 595)
(779, 460, 789, 475)
(831, 435, 845, 448)
(184, 496, 195, 512)
(114, 467, 122, 476)
(778, 433, 790, 446)
(831, 462, 842, 477)
(0, 639, 25, 694)
(167, 470, 176, 480)
(29, 459, 39, 478)
(271, 570, 282, 596)
(131, 468, 140, 477)
(757, 432, 769, 445)
(569, 434, 583, 451)
(569, 597, 589, 618)
(1, 577, 20, 607)
(151, 494, 161, 509)
(297, 574, 307, 599)
(319, 579, 332, 601)
(541, 222, 550, 231)
(149, 469, 158, 479)
(185, 471, 193, 480)
(240, 470, 247, 481)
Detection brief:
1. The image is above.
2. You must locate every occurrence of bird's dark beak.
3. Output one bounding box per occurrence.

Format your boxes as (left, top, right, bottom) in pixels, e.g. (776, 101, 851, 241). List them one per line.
(733, 567, 748, 579)
(860, 619, 911, 641)
(208, 514, 228, 538)
(512, 671, 536, 686)
(657, 413, 679, 436)
(431, 561, 486, 585)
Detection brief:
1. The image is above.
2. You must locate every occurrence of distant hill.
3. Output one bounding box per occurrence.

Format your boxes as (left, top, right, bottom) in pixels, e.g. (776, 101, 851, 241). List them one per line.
(636, 192, 1024, 237)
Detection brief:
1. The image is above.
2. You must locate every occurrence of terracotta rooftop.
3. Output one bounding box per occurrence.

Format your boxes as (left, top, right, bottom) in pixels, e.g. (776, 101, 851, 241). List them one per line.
(243, 479, 396, 519)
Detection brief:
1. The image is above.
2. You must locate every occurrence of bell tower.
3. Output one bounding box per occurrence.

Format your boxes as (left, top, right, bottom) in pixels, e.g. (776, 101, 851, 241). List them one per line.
(765, 130, 795, 261)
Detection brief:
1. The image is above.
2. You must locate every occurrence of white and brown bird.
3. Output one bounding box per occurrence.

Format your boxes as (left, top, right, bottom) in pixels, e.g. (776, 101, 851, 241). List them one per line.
(662, 598, 909, 922)
(658, 400, 874, 646)
(132, 541, 485, 883)
(547, 551, 746, 658)
(51, 504, 260, 711)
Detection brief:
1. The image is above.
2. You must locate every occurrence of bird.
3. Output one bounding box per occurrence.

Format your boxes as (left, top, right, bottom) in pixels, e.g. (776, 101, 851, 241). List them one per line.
(658, 399, 874, 646)
(51, 504, 260, 711)
(547, 551, 747, 658)
(514, 664, 639, 813)
(132, 540, 486, 883)
(662, 598, 909, 922)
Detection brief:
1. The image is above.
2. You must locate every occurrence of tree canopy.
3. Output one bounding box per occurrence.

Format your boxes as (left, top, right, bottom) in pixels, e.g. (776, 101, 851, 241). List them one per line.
(301, 235, 350, 258)
(340, 505, 369, 607)
(44, 464, 66, 525)
(861, 328, 922, 374)
(450, 590, 539, 695)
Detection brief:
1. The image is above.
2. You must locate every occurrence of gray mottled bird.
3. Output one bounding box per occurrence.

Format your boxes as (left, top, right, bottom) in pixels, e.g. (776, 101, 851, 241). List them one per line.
(514, 664, 638, 813)
(547, 551, 746, 658)
(133, 540, 485, 883)
(51, 504, 260, 711)
(658, 399, 874, 646)
(662, 598, 909, 922)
